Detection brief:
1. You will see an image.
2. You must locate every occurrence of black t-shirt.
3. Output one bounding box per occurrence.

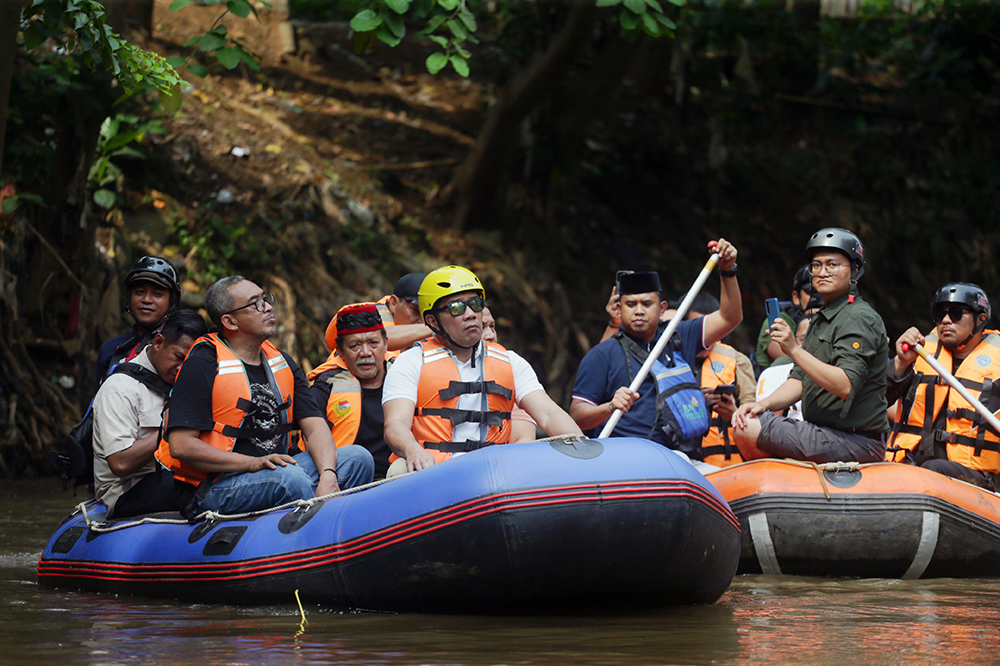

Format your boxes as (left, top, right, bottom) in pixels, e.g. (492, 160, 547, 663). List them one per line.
(166, 340, 323, 457)
(309, 371, 390, 479)
(357, 386, 389, 479)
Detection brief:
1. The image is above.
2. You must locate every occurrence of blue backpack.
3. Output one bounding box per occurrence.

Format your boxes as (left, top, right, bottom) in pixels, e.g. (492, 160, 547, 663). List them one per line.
(616, 331, 709, 456)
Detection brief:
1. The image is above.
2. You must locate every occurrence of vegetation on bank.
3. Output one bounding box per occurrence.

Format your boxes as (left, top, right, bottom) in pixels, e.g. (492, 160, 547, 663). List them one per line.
(1, 0, 999, 475)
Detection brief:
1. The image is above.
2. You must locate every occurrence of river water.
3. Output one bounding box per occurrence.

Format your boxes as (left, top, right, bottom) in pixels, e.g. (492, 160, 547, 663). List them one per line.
(4, 478, 1000, 665)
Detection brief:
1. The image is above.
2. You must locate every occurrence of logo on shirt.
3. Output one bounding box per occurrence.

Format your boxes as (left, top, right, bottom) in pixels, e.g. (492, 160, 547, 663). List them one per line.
(977, 354, 992, 368)
(711, 361, 725, 374)
(852, 341, 860, 349)
(333, 399, 353, 417)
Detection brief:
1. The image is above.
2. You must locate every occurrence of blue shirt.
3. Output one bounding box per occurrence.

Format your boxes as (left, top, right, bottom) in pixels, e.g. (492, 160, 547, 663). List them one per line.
(572, 318, 705, 445)
(95, 327, 146, 390)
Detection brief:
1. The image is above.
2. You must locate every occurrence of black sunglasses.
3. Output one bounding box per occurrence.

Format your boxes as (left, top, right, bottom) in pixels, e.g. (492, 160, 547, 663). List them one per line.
(931, 304, 970, 324)
(438, 296, 486, 317)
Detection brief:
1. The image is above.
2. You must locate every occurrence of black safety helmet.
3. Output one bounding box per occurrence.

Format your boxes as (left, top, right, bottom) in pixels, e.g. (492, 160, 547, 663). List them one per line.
(124, 256, 181, 309)
(933, 283, 991, 321)
(792, 264, 813, 293)
(806, 228, 865, 281)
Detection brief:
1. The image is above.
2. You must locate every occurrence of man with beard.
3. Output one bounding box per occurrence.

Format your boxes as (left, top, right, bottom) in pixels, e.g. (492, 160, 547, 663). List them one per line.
(886, 283, 1000, 489)
(569, 239, 742, 471)
(309, 303, 395, 479)
(157, 276, 374, 516)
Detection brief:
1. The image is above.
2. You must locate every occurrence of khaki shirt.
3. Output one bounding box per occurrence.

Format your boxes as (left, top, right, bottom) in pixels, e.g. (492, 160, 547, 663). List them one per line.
(790, 292, 889, 433)
(92, 347, 166, 515)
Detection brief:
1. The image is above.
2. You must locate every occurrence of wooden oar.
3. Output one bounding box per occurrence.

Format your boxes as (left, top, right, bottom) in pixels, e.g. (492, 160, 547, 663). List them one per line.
(901, 342, 1000, 435)
(599, 245, 721, 438)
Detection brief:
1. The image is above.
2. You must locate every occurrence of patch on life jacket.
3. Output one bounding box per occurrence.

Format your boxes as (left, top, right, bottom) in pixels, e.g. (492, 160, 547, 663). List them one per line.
(333, 399, 353, 417)
(852, 341, 860, 349)
(978, 354, 992, 368)
(711, 361, 725, 374)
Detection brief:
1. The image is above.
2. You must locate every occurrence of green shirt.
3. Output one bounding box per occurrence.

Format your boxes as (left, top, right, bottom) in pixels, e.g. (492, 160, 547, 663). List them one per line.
(754, 312, 796, 371)
(790, 292, 889, 433)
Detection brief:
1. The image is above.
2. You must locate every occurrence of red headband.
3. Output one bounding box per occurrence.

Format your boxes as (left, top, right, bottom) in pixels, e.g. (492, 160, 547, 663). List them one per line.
(336, 303, 384, 337)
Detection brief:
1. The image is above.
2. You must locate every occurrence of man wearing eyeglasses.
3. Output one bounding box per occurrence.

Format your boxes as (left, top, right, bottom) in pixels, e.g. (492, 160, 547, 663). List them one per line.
(157, 276, 374, 516)
(382, 266, 583, 477)
(885, 283, 999, 489)
(733, 228, 889, 464)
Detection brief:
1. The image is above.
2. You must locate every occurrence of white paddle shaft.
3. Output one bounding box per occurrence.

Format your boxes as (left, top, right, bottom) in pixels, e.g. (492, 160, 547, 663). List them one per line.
(904, 342, 1000, 436)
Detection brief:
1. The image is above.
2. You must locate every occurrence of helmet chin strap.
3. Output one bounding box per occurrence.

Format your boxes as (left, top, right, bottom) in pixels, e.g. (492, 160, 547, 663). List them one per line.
(955, 316, 987, 352)
(427, 320, 480, 367)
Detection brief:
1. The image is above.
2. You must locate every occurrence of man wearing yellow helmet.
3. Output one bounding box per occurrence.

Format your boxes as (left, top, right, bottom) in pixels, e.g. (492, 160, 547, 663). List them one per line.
(382, 266, 583, 476)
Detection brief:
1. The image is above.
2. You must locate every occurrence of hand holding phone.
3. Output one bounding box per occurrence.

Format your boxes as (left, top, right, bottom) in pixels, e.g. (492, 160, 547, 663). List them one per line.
(765, 298, 781, 328)
(714, 384, 736, 396)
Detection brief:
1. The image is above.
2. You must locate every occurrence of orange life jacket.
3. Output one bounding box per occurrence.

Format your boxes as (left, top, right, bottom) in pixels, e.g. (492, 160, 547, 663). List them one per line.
(155, 333, 296, 486)
(886, 330, 1000, 473)
(390, 339, 515, 463)
(323, 296, 395, 353)
(306, 351, 392, 450)
(697, 343, 743, 468)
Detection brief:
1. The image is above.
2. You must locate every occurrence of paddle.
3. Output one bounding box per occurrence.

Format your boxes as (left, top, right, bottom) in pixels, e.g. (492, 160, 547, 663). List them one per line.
(900, 341, 1000, 436)
(598, 243, 721, 438)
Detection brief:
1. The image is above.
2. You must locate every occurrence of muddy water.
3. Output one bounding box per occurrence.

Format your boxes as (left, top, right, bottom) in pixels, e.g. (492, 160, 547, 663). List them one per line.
(4, 478, 1000, 665)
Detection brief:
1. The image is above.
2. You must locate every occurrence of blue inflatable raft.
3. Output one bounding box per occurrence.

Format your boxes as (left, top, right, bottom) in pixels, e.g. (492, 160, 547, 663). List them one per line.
(38, 438, 740, 612)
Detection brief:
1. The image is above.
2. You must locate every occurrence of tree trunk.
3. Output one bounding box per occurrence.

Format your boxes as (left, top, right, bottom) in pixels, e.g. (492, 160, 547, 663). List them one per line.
(446, 0, 599, 231)
(0, 0, 27, 174)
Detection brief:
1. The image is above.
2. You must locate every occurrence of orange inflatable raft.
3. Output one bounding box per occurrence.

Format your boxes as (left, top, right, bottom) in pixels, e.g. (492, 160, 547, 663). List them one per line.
(707, 460, 1000, 578)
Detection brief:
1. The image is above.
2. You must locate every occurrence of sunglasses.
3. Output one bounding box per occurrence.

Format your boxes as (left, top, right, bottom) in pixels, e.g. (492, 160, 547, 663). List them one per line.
(438, 296, 486, 317)
(225, 293, 275, 316)
(931, 304, 970, 324)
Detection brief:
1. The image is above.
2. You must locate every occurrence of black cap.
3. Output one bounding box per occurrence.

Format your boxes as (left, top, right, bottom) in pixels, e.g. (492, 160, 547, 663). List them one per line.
(393, 272, 426, 305)
(618, 271, 661, 296)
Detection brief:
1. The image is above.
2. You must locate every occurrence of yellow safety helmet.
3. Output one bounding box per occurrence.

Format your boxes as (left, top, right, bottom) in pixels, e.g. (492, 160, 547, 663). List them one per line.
(418, 266, 485, 319)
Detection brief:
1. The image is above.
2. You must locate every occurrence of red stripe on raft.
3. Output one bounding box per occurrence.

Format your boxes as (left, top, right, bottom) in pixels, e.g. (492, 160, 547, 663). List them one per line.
(38, 481, 739, 583)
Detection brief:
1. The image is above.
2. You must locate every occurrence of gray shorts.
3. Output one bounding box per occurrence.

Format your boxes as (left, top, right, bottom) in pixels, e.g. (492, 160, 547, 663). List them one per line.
(757, 411, 886, 464)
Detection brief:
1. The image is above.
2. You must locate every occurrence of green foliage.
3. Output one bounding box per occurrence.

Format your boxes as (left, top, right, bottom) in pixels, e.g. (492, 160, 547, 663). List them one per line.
(348, 0, 683, 77)
(170, 213, 254, 286)
(87, 115, 166, 209)
(23, 0, 180, 101)
(169, 0, 266, 76)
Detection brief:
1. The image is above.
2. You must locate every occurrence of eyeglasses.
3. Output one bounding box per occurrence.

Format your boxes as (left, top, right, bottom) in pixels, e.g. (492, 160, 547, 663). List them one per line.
(225, 293, 275, 316)
(438, 296, 485, 317)
(809, 261, 848, 275)
(932, 304, 970, 324)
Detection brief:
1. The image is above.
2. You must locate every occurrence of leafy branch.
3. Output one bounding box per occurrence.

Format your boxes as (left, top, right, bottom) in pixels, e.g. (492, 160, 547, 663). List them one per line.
(165, 0, 265, 76)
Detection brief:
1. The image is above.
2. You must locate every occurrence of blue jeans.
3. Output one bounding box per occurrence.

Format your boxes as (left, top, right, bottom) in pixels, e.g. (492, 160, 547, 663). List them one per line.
(196, 446, 374, 514)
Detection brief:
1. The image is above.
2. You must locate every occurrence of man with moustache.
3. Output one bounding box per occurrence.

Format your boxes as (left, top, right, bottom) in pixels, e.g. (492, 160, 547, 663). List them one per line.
(93, 310, 208, 518)
(570, 240, 742, 469)
(309, 303, 395, 479)
(732, 228, 889, 464)
(886, 283, 1000, 489)
(382, 266, 582, 477)
(157, 276, 373, 516)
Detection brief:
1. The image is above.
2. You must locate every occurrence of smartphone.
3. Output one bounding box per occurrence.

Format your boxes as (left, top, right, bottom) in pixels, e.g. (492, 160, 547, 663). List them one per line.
(765, 298, 781, 328)
(714, 384, 736, 396)
(615, 270, 634, 296)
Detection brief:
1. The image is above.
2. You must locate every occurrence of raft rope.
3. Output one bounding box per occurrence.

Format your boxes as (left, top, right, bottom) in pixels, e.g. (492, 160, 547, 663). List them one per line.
(75, 436, 590, 533)
(77, 473, 402, 534)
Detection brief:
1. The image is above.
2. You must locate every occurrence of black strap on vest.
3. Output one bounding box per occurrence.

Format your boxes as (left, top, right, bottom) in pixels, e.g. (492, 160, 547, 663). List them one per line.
(220, 394, 295, 440)
(701, 416, 737, 461)
(416, 407, 511, 428)
(438, 380, 514, 401)
(426, 440, 496, 453)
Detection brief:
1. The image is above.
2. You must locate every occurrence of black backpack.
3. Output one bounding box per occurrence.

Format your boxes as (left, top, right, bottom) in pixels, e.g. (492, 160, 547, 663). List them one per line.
(50, 363, 172, 493)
